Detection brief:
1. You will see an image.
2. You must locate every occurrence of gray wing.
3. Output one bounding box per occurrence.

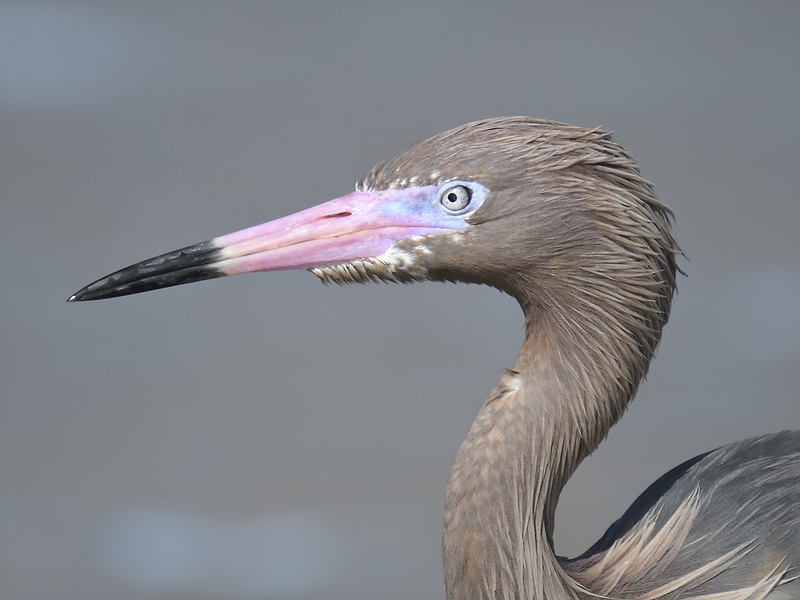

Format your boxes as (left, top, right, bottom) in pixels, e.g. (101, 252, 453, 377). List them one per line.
(565, 431, 800, 599)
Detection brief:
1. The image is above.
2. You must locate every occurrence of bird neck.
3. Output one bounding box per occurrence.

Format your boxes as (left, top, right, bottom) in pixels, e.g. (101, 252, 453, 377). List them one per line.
(444, 287, 659, 600)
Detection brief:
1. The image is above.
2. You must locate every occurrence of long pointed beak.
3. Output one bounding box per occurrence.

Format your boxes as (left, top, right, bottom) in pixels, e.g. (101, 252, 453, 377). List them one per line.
(69, 186, 465, 301)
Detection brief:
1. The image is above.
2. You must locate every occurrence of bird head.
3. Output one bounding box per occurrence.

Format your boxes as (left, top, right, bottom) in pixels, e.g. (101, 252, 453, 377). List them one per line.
(69, 117, 678, 316)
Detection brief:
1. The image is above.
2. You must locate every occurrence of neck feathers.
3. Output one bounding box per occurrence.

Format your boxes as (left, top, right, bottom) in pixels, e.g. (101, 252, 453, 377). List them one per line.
(444, 295, 673, 600)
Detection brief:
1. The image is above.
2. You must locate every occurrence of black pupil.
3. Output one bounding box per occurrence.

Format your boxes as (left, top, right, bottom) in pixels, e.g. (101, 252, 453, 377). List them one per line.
(448, 192, 458, 204)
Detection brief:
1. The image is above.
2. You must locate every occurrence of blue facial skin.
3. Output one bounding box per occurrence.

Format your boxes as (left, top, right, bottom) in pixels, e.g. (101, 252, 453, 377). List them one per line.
(374, 181, 489, 229)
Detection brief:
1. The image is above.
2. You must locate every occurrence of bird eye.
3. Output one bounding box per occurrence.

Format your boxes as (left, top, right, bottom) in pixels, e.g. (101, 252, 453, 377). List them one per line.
(439, 184, 472, 213)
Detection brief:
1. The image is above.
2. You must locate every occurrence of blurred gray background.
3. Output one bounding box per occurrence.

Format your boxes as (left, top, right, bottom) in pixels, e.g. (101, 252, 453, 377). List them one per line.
(1, 2, 798, 599)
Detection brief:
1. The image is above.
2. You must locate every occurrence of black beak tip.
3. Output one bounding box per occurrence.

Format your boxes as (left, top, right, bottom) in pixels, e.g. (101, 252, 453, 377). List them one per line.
(68, 240, 225, 303)
(66, 279, 140, 302)
(67, 284, 113, 302)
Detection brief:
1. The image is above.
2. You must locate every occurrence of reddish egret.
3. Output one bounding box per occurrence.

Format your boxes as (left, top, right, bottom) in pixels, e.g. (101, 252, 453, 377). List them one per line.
(71, 118, 799, 599)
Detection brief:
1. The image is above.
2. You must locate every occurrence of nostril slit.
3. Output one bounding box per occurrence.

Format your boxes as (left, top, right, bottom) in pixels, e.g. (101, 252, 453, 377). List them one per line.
(322, 212, 352, 219)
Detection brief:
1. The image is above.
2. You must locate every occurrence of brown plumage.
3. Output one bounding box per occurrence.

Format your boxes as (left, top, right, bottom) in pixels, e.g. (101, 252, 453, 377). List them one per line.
(70, 117, 800, 599)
